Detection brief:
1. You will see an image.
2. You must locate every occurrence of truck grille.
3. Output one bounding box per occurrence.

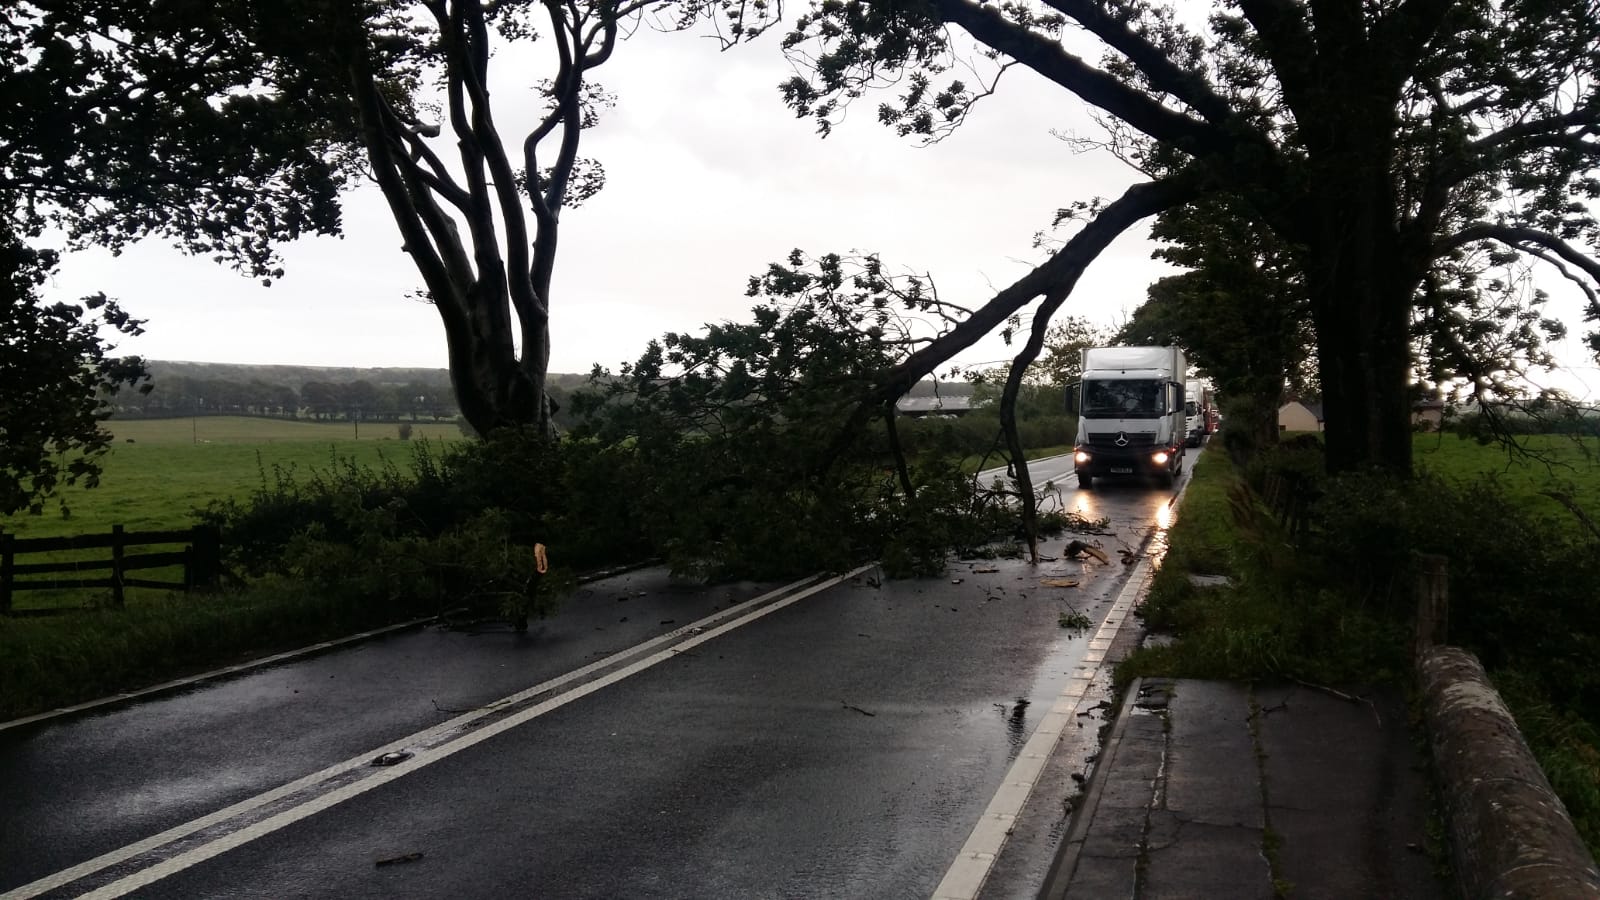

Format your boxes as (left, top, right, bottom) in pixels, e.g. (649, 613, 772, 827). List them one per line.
(1086, 431, 1157, 448)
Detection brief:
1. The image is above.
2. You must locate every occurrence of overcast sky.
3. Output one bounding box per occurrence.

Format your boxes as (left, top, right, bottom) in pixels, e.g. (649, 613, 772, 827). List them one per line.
(39, 14, 1600, 398)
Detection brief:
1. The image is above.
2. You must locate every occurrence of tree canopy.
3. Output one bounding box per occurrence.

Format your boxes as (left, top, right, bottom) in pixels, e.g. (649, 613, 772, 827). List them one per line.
(0, 225, 146, 515)
(3, 0, 354, 277)
(2, 0, 358, 513)
(728, 0, 1600, 476)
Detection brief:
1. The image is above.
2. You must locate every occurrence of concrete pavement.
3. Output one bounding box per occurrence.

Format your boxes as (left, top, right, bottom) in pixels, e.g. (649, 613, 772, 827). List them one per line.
(1041, 678, 1447, 900)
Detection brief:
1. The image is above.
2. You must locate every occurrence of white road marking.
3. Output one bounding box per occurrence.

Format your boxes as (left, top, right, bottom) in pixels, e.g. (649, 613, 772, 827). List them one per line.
(930, 481, 1190, 900)
(3, 567, 871, 900)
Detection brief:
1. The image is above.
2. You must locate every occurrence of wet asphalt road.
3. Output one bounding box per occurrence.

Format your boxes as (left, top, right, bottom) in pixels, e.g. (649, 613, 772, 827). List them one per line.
(0, 452, 1189, 900)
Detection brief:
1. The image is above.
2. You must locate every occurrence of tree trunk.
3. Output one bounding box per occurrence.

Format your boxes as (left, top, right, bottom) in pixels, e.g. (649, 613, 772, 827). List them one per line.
(1312, 272, 1414, 477)
(441, 280, 550, 437)
(1298, 95, 1418, 477)
(1305, 168, 1417, 477)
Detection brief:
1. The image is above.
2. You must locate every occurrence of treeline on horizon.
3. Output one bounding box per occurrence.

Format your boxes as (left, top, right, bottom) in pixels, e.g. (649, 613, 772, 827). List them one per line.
(106, 362, 980, 425)
(106, 362, 589, 425)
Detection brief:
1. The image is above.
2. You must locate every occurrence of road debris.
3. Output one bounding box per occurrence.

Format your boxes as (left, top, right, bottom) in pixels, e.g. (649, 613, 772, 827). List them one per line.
(375, 852, 424, 868)
(971, 566, 1000, 574)
(1062, 540, 1110, 564)
(1039, 578, 1080, 588)
(370, 750, 413, 767)
(841, 701, 877, 717)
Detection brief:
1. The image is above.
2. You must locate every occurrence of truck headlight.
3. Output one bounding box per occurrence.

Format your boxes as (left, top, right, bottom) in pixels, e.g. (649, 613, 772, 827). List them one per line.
(1074, 451, 1091, 464)
(1152, 451, 1170, 465)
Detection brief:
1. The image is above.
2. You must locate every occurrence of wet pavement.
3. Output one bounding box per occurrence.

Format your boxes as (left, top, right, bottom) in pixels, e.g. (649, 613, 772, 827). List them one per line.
(0, 569, 789, 892)
(1043, 678, 1447, 900)
(0, 451, 1190, 896)
(0, 456, 1186, 900)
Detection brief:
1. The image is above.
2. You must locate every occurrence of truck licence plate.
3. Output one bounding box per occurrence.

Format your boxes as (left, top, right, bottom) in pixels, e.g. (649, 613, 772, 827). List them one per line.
(1111, 467, 1133, 474)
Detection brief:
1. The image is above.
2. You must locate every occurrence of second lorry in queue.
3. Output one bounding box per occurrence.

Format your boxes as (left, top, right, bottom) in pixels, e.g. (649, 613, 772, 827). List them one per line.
(1184, 379, 1215, 447)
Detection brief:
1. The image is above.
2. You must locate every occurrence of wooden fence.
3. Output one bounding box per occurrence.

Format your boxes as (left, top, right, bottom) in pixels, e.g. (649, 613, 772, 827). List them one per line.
(0, 525, 222, 615)
(1259, 471, 1319, 542)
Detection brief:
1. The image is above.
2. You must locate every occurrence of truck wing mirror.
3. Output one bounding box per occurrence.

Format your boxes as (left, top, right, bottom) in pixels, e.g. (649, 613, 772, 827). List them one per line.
(1064, 382, 1080, 415)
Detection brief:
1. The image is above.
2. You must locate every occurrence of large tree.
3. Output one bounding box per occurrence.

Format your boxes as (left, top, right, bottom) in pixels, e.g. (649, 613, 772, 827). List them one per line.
(285, 0, 751, 437)
(731, 0, 1600, 476)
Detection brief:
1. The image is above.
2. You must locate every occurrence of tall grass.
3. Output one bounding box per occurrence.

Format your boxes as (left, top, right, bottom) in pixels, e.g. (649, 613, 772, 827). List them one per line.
(1121, 433, 1600, 857)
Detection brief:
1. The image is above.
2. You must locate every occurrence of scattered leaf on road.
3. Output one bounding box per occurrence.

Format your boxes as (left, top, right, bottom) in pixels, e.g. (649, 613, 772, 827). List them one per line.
(1040, 578, 1081, 588)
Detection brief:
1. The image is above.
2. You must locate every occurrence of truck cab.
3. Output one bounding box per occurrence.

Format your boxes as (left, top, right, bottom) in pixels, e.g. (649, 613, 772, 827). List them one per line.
(1068, 346, 1187, 489)
(1184, 379, 1210, 447)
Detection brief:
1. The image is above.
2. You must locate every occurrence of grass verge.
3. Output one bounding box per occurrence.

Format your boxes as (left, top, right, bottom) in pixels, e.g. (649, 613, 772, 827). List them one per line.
(1118, 449, 1410, 690)
(1120, 438, 1600, 859)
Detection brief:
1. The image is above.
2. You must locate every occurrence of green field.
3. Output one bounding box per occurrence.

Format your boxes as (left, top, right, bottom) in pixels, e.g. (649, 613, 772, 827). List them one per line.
(1413, 433, 1600, 532)
(5, 418, 461, 539)
(109, 415, 463, 445)
(1, 418, 462, 612)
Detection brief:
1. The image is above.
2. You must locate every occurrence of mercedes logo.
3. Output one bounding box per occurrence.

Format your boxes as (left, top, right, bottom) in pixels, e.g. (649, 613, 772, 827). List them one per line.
(1114, 432, 1129, 447)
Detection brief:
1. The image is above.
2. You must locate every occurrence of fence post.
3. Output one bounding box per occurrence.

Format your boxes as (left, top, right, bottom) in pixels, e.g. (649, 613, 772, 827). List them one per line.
(1, 532, 13, 615)
(1414, 553, 1449, 658)
(189, 525, 221, 590)
(111, 524, 126, 608)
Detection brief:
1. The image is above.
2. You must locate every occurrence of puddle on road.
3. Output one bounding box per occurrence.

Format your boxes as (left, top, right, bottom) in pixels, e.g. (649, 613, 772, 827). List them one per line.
(1002, 697, 1031, 757)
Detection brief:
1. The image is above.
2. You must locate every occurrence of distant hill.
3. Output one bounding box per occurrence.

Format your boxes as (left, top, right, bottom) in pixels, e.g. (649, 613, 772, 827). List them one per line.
(141, 362, 958, 396)
(113, 362, 591, 424)
(118, 363, 969, 424)
(143, 361, 592, 390)
(145, 360, 453, 388)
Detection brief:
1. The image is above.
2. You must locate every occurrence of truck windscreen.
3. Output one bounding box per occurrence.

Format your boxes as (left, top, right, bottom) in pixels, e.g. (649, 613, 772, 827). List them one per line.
(1082, 379, 1163, 419)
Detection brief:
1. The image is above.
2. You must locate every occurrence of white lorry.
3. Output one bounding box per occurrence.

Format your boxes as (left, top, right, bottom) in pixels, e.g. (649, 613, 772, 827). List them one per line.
(1184, 379, 1214, 447)
(1068, 346, 1187, 489)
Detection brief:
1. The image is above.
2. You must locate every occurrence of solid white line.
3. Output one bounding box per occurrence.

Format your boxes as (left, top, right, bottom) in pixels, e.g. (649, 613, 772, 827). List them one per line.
(80, 564, 874, 898)
(2, 569, 863, 900)
(931, 555, 1153, 900)
(930, 463, 1197, 900)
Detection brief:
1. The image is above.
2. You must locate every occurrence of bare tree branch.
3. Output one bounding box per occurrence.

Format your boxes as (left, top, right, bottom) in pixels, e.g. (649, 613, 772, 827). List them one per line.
(814, 172, 1199, 472)
(932, 0, 1226, 155)
(1041, 0, 1235, 125)
(1438, 223, 1600, 285)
